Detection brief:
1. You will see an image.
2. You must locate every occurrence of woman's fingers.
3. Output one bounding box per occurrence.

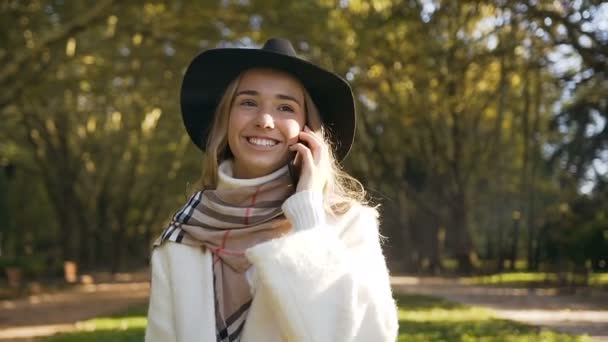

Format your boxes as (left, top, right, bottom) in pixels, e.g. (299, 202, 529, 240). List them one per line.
(289, 142, 314, 168)
(289, 128, 328, 193)
(302, 126, 324, 147)
(297, 130, 326, 163)
(289, 142, 322, 192)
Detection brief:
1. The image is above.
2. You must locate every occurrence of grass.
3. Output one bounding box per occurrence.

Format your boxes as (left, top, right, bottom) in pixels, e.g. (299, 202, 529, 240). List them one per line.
(396, 295, 589, 341)
(593, 273, 608, 285)
(43, 295, 589, 341)
(43, 306, 147, 342)
(463, 272, 608, 287)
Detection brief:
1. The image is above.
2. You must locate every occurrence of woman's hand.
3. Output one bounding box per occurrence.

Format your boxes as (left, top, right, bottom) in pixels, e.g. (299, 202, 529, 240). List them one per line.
(288, 126, 329, 193)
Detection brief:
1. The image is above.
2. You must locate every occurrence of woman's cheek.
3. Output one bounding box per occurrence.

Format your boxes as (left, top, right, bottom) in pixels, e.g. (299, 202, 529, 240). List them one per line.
(284, 120, 303, 144)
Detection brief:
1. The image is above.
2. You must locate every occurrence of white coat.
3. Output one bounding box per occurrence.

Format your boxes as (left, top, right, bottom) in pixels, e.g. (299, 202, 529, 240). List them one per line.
(145, 191, 399, 341)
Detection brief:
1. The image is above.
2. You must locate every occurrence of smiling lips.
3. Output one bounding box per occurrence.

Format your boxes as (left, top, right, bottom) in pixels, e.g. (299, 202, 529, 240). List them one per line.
(246, 136, 280, 147)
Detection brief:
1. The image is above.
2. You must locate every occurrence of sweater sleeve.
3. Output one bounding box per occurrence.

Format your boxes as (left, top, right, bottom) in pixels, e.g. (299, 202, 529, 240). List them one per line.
(245, 191, 399, 342)
(145, 247, 177, 342)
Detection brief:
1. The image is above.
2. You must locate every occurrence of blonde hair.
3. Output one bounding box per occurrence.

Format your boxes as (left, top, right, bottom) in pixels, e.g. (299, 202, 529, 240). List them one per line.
(198, 69, 369, 215)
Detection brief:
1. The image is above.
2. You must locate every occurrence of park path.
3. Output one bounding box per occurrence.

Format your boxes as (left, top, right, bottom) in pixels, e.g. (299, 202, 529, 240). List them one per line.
(0, 272, 150, 342)
(392, 276, 608, 342)
(1, 274, 607, 341)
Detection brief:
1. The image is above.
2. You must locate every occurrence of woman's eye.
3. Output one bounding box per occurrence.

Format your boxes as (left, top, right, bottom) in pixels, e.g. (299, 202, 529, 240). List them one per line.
(241, 100, 256, 107)
(278, 105, 294, 112)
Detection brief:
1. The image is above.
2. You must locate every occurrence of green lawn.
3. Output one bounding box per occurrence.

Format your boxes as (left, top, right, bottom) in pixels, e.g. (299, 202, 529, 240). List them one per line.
(463, 272, 608, 287)
(396, 295, 589, 341)
(43, 306, 147, 342)
(44, 295, 589, 341)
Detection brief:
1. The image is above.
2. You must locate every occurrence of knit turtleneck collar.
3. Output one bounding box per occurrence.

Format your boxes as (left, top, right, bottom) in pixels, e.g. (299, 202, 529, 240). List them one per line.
(217, 160, 289, 190)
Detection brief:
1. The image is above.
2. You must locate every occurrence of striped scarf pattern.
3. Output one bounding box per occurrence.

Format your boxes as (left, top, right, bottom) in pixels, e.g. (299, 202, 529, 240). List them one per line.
(154, 167, 294, 341)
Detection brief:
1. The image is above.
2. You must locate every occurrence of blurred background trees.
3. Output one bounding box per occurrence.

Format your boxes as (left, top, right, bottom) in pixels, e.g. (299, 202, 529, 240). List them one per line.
(0, 0, 606, 277)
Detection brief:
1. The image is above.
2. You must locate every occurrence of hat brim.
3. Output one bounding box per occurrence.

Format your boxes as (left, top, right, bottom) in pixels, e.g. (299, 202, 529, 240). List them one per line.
(180, 48, 355, 161)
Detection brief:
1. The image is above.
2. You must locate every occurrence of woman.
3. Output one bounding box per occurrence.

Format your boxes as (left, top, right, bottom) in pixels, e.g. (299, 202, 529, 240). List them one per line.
(145, 38, 398, 342)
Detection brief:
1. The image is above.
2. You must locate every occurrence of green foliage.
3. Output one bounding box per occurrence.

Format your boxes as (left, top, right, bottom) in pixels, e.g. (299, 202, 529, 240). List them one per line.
(0, 255, 22, 269)
(20, 255, 47, 278)
(0, 0, 606, 273)
(0, 254, 52, 283)
(542, 189, 608, 271)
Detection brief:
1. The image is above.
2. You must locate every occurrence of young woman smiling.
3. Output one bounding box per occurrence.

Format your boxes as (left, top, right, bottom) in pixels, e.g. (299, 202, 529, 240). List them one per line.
(145, 38, 399, 342)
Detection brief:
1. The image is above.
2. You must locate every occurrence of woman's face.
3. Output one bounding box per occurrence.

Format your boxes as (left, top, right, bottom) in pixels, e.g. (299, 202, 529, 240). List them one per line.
(228, 68, 306, 178)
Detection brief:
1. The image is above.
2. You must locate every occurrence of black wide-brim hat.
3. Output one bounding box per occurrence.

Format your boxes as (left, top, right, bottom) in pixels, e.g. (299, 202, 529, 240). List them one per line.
(180, 38, 356, 161)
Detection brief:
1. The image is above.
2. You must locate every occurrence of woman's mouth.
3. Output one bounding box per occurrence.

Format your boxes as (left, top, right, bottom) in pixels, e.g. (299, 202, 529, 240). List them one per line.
(246, 137, 279, 147)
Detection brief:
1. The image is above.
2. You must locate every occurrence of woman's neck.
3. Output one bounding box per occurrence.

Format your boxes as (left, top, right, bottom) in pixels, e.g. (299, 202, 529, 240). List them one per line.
(217, 160, 288, 190)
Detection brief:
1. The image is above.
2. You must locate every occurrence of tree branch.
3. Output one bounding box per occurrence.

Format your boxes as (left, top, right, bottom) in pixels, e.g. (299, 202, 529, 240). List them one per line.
(0, 0, 115, 107)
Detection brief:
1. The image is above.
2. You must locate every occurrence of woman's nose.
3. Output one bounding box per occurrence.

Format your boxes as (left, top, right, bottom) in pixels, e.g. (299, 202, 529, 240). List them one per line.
(256, 112, 275, 129)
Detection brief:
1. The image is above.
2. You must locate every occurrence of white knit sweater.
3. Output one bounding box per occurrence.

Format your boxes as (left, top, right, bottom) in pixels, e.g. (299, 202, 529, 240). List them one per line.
(145, 167, 399, 341)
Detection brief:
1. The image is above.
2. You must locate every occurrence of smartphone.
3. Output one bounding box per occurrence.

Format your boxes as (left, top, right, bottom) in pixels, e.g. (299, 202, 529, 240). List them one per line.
(288, 127, 307, 186)
(287, 151, 300, 186)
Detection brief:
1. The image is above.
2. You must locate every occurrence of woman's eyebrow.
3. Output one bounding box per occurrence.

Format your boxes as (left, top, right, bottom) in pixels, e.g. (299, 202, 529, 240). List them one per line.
(276, 94, 301, 107)
(236, 89, 301, 107)
(235, 89, 259, 97)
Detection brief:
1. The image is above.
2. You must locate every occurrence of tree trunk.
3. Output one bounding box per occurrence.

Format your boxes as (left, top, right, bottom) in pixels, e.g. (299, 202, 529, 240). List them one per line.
(527, 69, 542, 270)
(451, 191, 474, 274)
(518, 65, 531, 271)
(509, 214, 521, 270)
(497, 220, 505, 272)
(430, 223, 445, 275)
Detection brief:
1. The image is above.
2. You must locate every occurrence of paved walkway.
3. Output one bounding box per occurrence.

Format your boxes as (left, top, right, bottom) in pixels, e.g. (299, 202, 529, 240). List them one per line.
(0, 280, 149, 341)
(392, 276, 608, 342)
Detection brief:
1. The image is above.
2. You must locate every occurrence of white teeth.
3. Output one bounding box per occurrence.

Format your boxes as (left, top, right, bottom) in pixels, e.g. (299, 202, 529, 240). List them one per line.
(247, 137, 277, 147)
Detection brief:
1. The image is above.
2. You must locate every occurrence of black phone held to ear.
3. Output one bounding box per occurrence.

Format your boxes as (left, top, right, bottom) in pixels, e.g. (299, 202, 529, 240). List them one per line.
(288, 151, 299, 186)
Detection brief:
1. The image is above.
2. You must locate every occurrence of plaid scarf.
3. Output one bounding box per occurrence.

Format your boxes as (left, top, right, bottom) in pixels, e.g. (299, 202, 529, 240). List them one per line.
(155, 161, 294, 341)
